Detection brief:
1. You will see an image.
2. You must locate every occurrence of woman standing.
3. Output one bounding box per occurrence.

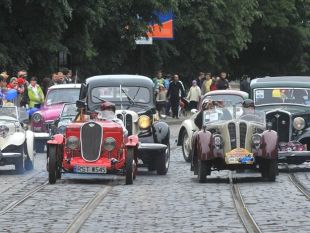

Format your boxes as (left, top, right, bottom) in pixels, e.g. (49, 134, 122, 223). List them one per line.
(28, 77, 44, 108)
(156, 84, 167, 118)
(187, 80, 201, 110)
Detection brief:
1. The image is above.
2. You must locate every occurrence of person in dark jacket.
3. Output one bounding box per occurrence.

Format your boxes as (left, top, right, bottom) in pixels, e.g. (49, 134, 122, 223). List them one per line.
(166, 74, 185, 119)
(216, 72, 230, 90)
(240, 75, 250, 95)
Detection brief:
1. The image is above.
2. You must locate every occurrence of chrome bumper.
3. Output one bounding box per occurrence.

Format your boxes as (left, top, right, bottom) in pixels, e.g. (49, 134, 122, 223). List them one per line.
(278, 151, 310, 160)
(138, 143, 167, 151)
(0, 152, 22, 159)
(34, 132, 50, 140)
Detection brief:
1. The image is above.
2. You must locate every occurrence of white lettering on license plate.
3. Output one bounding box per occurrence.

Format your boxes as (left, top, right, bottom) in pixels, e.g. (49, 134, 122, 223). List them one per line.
(74, 166, 107, 174)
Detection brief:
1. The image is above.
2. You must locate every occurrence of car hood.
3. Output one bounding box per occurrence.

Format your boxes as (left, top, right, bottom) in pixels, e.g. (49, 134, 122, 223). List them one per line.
(39, 104, 64, 120)
(256, 105, 309, 116)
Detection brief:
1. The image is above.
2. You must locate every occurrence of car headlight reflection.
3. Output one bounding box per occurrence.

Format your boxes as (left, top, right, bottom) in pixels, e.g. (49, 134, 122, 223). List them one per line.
(104, 137, 116, 152)
(252, 134, 261, 145)
(66, 136, 80, 150)
(32, 113, 43, 123)
(293, 117, 305, 131)
(0, 125, 9, 138)
(138, 115, 151, 129)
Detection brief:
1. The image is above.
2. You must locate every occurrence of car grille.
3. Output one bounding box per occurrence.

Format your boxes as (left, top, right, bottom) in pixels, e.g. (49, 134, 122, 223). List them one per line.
(266, 111, 290, 142)
(117, 112, 133, 135)
(80, 122, 102, 161)
(239, 122, 247, 148)
(228, 122, 237, 149)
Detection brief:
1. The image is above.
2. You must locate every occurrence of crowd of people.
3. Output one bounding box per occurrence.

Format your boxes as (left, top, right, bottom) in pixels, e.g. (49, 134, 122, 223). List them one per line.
(153, 70, 232, 118)
(0, 69, 74, 114)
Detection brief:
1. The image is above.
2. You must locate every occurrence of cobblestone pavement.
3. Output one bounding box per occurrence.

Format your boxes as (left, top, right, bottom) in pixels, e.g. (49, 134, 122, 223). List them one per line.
(0, 124, 310, 232)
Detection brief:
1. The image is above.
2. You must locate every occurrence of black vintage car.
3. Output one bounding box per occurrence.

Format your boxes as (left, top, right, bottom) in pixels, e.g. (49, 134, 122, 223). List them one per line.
(251, 76, 310, 164)
(77, 75, 170, 174)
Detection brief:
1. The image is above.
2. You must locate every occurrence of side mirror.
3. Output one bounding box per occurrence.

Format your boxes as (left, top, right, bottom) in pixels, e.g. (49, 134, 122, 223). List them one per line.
(76, 100, 86, 109)
(191, 109, 198, 114)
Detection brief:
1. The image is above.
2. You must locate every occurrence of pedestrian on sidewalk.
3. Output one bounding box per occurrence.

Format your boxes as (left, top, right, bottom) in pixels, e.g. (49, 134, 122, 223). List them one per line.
(216, 72, 230, 90)
(187, 80, 201, 110)
(202, 73, 212, 95)
(28, 77, 44, 108)
(156, 84, 167, 118)
(167, 74, 185, 119)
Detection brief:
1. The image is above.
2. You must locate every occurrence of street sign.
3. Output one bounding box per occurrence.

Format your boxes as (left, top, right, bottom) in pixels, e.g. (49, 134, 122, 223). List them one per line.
(135, 37, 153, 45)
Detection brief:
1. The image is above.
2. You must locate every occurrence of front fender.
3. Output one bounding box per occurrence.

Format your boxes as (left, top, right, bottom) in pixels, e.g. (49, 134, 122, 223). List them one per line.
(259, 130, 278, 159)
(0, 132, 25, 150)
(47, 134, 64, 145)
(177, 119, 198, 148)
(126, 135, 139, 147)
(153, 121, 170, 144)
(194, 130, 213, 161)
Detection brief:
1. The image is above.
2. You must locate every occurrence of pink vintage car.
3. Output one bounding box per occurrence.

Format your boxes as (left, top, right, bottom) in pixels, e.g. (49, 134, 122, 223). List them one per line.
(32, 84, 81, 152)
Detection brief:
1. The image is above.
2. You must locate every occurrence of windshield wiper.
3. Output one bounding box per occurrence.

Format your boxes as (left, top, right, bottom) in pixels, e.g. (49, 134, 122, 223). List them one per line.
(132, 87, 141, 101)
(93, 96, 106, 103)
(121, 88, 135, 105)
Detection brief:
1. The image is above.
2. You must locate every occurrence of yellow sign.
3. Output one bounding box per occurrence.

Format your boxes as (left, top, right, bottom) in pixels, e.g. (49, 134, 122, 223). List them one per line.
(225, 148, 254, 164)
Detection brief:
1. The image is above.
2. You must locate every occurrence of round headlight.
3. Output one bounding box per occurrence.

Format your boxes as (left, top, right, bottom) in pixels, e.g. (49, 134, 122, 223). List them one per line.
(104, 137, 116, 152)
(32, 113, 42, 123)
(252, 134, 262, 145)
(66, 136, 80, 150)
(293, 117, 305, 130)
(138, 115, 151, 129)
(0, 125, 9, 138)
(57, 125, 67, 134)
(213, 135, 222, 146)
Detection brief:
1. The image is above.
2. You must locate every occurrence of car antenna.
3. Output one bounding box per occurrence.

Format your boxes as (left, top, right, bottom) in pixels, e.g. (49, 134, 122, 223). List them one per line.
(120, 84, 123, 110)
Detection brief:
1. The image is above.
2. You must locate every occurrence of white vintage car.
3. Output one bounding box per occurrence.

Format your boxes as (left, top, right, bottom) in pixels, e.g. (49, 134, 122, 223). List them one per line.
(177, 90, 249, 162)
(0, 106, 35, 173)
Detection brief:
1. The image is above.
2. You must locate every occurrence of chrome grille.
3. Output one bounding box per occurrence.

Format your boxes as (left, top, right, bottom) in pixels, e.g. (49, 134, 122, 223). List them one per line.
(80, 122, 102, 161)
(228, 122, 237, 149)
(239, 122, 247, 148)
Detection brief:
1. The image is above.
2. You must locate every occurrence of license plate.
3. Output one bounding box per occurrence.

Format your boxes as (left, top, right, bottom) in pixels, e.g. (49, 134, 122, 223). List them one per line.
(225, 148, 254, 165)
(73, 166, 107, 174)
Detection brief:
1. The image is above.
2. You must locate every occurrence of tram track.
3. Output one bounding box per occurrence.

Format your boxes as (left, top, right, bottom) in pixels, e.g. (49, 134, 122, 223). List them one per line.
(286, 166, 310, 200)
(229, 172, 262, 233)
(0, 180, 48, 216)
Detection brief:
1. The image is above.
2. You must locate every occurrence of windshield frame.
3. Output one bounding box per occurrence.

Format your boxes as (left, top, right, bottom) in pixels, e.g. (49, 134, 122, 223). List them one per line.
(200, 94, 244, 110)
(0, 106, 19, 120)
(253, 87, 310, 107)
(45, 88, 80, 106)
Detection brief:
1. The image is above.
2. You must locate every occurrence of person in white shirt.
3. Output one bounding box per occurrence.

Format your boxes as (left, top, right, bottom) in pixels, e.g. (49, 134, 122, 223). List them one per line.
(187, 80, 201, 110)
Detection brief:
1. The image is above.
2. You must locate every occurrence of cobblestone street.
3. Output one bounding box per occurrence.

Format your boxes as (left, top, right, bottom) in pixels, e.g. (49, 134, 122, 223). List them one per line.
(0, 124, 310, 232)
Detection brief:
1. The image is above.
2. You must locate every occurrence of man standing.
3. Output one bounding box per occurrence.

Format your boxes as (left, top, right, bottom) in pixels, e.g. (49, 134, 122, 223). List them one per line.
(196, 72, 205, 89)
(216, 72, 230, 90)
(167, 74, 185, 119)
(240, 75, 251, 95)
(153, 70, 164, 96)
(202, 73, 212, 95)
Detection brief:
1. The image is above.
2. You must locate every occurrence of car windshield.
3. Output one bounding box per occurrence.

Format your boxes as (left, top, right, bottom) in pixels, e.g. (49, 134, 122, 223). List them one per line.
(203, 106, 265, 125)
(202, 94, 244, 108)
(0, 106, 18, 120)
(91, 86, 150, 104)
(254, 88, 310, 106)
(46, 88, 80, 106)
(61, 103, 77, 118)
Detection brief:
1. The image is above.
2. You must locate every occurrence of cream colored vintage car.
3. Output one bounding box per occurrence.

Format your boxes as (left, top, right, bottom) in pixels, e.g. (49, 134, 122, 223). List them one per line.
(177, 90, 249, 162)
(0, 106, 35, 173)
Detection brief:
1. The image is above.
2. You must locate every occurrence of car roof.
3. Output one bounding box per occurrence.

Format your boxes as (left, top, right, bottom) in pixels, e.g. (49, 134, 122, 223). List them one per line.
(251, 76, 310, 89)
(203, 90, 249, 99)
(85, 75, 153, 89)
(48, 83, 81, 90)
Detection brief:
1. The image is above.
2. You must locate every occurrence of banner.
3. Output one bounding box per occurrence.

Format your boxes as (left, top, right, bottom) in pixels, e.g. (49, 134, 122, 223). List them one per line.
(147, 11, 174, 40)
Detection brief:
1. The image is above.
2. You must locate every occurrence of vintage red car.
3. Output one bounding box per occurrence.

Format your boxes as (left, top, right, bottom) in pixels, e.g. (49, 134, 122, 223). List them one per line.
(47, 106, 138, 185)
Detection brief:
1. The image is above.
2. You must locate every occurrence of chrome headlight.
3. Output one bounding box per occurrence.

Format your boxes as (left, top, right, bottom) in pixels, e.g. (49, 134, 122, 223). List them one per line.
(293, 117, 305, 130)
(0, 125, 9, 138)
(66, 136, 80, 150)
(213, 135, 223, 146)
(252, 134, 262, 145)
(57, 125, 67, 134)
(32, 113, 43, 123)
(138, 115, 151, 129)
(104, 137, 116, 152)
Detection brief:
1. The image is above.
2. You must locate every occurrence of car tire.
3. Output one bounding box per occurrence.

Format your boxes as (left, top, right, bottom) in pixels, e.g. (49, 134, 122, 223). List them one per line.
(156, 143, 170, 175)
(56, 168, 62, 179)
(24, 158, 34, 171)
(125, 149, 134, 185)
(48, 146, 57, 184)
(36, 140, 46, 153)
(15, 146, 24, 174)
(266, 159, 277, 182)
(182, 130, 192, 162)
(198, 160, 209, 183)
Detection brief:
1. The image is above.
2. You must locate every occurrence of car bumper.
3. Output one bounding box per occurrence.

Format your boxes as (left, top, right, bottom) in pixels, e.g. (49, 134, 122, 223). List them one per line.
(138, 143, 167, 152)
(0, 152, 22, 159)
(34, 132, 50, 140)
(278, 151, 310, 161)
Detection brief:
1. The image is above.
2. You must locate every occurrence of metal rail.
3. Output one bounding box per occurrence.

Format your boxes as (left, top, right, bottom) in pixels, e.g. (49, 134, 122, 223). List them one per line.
(287, 169, 310, 201)
(0, 180, 48, 216)
(64, 180, 116, 233)
(229, 172, 262, 233)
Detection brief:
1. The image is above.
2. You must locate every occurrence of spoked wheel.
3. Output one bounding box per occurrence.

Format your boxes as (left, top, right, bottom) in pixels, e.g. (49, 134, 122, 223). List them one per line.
(182, 131, 191, 162)
(125, 149, 135, 185)
(48, 146, 57, 184)
(15, 145, 24, 174)
(156, 143, 170, 175)
(198, 160, 210, 183)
